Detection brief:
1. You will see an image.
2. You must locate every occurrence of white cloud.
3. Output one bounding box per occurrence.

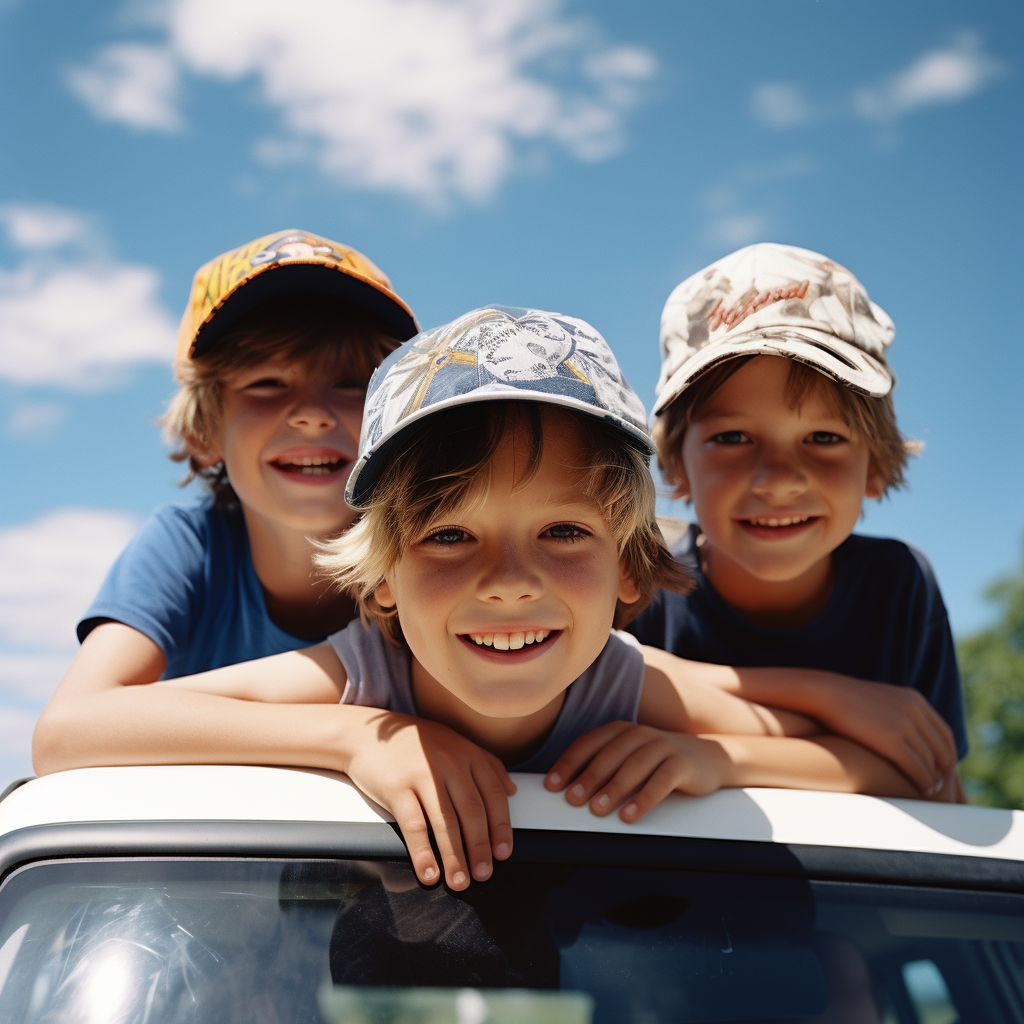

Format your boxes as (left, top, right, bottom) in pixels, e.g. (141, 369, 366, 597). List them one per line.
(754, 33, 1006, 132)
(71, 0, 656, 203)
(0, 204, 92, 250)
(0, 508, 140, 650)
(6, 401, 69, 438)
(752, 83, 812, 128)
(706, 213, 768, 249)
(855, 32, 1007, 123)
(0, 204, 177, 389)
(67, 42, 182, 132)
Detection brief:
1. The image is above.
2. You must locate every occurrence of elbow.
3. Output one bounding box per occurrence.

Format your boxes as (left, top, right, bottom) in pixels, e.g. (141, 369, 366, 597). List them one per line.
(32, 703, 82, 775)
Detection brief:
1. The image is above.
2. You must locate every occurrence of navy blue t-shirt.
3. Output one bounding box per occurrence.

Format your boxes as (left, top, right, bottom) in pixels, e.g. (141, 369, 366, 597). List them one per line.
(78, 496, 322, 678)
(628, 525, 968, 758)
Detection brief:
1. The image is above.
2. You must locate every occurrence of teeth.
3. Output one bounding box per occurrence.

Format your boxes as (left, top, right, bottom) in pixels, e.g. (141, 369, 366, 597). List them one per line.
(750, 515, 809, 527)
(469, 629, 552, 649)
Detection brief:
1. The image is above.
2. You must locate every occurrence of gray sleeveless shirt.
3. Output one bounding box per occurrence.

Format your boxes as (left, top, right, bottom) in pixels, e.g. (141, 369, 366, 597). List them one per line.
(326, 620, 645, 773)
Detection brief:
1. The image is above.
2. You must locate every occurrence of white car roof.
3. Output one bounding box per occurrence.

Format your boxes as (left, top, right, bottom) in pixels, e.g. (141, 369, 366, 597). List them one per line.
(2, 765, 1023, 863)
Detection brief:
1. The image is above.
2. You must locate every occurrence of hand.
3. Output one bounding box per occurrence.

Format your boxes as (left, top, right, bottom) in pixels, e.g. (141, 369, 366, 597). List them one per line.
(808, 679, 958, 798)
(343, 712, 516, 890)
(544, 721, 731, 823)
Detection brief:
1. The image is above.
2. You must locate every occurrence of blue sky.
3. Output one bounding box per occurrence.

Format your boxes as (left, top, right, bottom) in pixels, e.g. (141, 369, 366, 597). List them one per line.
(0, 0, 1021, 783)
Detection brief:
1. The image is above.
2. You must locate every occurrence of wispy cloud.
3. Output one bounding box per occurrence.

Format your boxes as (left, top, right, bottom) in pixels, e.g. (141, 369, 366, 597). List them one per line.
(0, 508, 140, 651)
(752, 83, 813, 128)
(68, 0, 657, 205)
(753, 32, 1007, 131)
(6, 401, 69, 438)
(0, 507, 141, 780)
(0, 203, 176, 389)
(68, 42, 183, 132)
(854, 32, 1007, 123)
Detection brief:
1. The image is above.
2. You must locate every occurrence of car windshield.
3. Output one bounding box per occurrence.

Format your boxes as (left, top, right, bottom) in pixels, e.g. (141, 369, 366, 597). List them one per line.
(0, 856, 1022, 1024)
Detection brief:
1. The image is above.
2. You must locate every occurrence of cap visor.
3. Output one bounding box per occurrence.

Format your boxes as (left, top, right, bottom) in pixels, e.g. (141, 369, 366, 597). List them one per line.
(653, 326, 892, 415)
(191, 263, 419, 357)
(346, 385, 655, 509)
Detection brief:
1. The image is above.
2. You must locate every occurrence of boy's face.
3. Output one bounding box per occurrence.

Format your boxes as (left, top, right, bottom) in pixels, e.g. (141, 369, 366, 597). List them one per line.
(376, 414, 639, 726)
(204, 355, 365, 536)
(676, 356, 884, 591)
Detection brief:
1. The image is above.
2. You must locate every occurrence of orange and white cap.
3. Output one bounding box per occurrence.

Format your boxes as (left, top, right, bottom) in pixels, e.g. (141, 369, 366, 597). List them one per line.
(175, 229, 419, 363)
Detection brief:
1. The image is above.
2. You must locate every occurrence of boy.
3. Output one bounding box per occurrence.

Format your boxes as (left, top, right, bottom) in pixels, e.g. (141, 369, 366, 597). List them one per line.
(138, 306, 946, 891)
(32, 230, 418, 767)
(627, 243, 966, 793)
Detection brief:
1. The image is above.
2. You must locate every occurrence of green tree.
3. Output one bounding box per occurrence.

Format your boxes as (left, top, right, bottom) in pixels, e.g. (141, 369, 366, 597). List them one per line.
(958, 542, 1024, 808)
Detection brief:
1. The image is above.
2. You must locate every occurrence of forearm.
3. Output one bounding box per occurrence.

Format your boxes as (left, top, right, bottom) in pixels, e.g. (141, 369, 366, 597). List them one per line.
(640, 647, 820, 737)
(33, 685, 383, 776)
(704, 733, 922, 799)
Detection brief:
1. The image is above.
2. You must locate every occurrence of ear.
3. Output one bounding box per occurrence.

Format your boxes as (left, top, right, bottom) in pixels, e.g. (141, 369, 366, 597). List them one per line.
(864, 464, 886, 500)
(671, 462, 691, 502)
(618, 569, 641, 606)
(184, 432, 223, 468)
(375, 579, 397, 609)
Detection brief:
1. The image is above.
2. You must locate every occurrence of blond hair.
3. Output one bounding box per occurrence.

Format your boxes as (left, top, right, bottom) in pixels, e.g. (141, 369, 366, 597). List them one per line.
(162, 293, 400, 508)
(317, 402, 693, 645)
(653, 356, 920, 497)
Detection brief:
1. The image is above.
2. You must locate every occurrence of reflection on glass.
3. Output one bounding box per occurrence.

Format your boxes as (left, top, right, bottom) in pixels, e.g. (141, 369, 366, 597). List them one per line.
(902, 959, 959, 1024)
(0, 857, 1020, 1023)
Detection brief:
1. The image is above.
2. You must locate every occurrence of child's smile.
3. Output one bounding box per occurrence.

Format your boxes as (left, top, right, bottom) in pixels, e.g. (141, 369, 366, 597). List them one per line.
(375, 413, 639, 759)
(677, 356, 883, 626)
(211, 357, 365, 535)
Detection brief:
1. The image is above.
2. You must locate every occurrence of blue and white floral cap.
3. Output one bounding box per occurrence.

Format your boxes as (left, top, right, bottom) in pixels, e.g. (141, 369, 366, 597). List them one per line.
(346, 305, 653, 508)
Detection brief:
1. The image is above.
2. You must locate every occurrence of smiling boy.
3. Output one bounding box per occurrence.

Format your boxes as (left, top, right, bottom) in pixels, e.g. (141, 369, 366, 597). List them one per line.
(33, 230, 418, 769)
(630, 244, 967, 785)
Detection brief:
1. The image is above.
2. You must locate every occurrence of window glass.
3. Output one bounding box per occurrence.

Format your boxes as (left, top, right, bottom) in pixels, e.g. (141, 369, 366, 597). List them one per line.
(0, 857, 1022, 1023)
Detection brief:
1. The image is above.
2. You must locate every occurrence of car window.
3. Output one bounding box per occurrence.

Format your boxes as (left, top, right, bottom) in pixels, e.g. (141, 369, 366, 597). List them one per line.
(1, 856, 1022, 1023)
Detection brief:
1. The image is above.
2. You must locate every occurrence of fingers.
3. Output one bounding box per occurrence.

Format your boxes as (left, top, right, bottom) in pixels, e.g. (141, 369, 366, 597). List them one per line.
(544, 721, 636, 793)
(473, 758, 514, 863)
(418, 785, 473, 891)
(391, 793, 443, 887)
(559, 726, 666, 810)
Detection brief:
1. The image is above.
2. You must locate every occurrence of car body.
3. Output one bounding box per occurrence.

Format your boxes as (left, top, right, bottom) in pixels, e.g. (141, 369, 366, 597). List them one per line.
(1, 765, 1022, 1023)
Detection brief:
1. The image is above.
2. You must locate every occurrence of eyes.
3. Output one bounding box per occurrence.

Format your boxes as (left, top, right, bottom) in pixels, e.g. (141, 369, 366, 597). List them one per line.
(422, 523, 592, 547)
(238, 375, 367, 400)
(708, 429, 847, 446)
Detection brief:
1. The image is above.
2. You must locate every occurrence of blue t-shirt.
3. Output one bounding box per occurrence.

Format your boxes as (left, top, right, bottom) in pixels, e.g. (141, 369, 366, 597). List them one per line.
(78, 496, 321, 678)
(628, 525, 968, 758)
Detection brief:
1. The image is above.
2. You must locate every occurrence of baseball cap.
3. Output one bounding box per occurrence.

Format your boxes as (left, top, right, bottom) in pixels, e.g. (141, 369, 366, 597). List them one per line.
(175, 229, 419, 362)
(346, 305, 654, 508)
(653, 243, 895, 415)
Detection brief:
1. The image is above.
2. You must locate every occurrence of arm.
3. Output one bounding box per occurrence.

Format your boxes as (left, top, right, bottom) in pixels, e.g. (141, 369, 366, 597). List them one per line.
(639, 646, 819, 738)
(645, 647, 958, 796)
(545, 722, 927, 823)
(33, 622, 514, 890)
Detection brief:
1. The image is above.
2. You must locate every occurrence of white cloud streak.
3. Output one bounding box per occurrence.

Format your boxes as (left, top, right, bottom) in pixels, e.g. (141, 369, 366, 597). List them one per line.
(855, 32, 1007, 123)
(0, 204, 177, 389)
(69, 0, 656, 203)
(67, 42, 183, 131)
(753, 32, 1006, 130)
(752, 83, 812, 128)
(6, 401, 69, 438)
(0, 508, 140, 651)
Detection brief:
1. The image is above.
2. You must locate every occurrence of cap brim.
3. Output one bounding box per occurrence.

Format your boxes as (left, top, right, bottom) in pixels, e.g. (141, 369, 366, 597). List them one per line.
(191, 262, 419, 357)
(346, 385, 655, 509)
(652, 326, 893, 416)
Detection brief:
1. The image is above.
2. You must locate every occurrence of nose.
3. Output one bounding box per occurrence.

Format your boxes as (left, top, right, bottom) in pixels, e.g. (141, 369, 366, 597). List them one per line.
(476, 541, 544, 604)
(749, 445, 807, 501)
(286, 385, 338, 433)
